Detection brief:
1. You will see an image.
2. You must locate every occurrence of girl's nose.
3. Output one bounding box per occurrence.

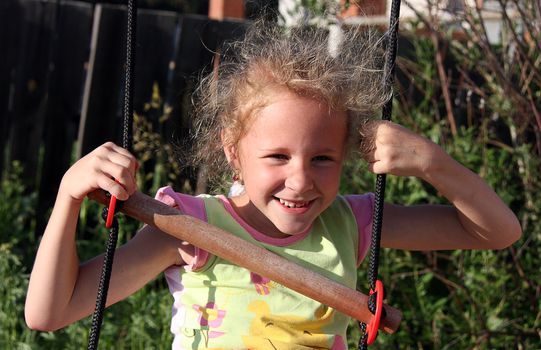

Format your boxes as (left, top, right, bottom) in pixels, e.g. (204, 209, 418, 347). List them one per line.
(285, 166, 314, 193)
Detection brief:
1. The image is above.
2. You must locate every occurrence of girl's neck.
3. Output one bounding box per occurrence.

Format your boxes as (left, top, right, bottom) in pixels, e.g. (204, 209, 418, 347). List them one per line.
(219, 194, 312, 247)
(227, 194, 296, 239)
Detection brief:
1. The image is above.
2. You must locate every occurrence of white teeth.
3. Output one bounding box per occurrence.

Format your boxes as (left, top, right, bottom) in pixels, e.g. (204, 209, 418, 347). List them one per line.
(279, 198, 307, 208)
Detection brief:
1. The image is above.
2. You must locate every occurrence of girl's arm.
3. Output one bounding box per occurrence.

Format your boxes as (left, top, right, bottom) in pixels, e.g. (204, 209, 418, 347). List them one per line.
(363, 121, 522, 250)
(25, 143, 184, 331)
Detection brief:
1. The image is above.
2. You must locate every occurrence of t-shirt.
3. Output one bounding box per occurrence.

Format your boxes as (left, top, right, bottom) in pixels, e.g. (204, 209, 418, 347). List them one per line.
(156, 187, 374, 349)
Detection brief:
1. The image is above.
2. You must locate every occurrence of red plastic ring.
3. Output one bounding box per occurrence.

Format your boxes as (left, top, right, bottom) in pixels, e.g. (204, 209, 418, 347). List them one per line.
(105, 195, 117, 228)
(366, 279, 384, 345)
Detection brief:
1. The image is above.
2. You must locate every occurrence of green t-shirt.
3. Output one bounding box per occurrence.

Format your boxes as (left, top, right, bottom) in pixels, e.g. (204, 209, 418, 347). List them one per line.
(158, 188, 372, 350)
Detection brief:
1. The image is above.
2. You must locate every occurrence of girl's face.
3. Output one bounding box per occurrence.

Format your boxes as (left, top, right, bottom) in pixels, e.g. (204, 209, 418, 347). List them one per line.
(225, 89, 348, 238)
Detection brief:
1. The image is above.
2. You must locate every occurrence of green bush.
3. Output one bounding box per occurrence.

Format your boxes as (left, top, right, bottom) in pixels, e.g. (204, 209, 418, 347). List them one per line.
(0, 162, 37, 349)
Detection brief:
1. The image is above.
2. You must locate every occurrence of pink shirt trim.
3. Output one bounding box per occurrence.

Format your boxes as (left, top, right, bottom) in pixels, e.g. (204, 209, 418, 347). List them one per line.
(217, 195, 311, 247)
(345, 194, 374, 266)
(155, 187, 209, 271)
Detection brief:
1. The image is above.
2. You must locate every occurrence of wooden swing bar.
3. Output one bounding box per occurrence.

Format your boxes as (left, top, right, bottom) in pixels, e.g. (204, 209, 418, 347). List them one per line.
(89, 189, 402, 334)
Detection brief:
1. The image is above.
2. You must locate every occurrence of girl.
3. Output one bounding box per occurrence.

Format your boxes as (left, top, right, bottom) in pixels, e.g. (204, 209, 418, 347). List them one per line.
(25, 23, 521, 349)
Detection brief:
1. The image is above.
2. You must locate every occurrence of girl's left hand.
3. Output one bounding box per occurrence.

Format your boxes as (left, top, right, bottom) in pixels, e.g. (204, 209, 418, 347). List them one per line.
(362, 120, 446, 179)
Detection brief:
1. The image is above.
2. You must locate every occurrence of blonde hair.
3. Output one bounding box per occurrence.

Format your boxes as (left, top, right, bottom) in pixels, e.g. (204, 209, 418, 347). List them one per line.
(189, 21, 390, 188)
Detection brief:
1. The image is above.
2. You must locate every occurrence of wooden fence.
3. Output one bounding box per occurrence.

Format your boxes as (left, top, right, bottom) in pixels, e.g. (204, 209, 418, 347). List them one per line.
(0, 0, 246, 229)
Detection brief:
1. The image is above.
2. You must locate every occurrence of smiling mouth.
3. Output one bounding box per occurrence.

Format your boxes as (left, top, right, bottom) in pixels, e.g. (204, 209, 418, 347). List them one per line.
(274, 197, 311, 209)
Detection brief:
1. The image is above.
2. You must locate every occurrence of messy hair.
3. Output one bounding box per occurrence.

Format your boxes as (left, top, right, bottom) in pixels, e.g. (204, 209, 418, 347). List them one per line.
(189, 21, 390, 189)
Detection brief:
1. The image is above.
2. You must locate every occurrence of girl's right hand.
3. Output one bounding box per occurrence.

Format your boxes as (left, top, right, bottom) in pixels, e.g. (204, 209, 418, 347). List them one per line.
(361, 120, 444, 179)
(59, 142, 138, 204)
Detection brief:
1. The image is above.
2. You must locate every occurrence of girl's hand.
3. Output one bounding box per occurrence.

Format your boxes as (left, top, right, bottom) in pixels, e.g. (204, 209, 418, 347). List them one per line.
(362, 121, 446, 179)
(59, 142, 138, 204)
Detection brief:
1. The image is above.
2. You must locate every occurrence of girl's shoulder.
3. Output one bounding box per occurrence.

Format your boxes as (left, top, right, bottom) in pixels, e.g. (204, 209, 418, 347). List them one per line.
(340, 193, 375, 265)
(342, 193, 375, 223)
(155, 186, 212, 271)
(154, 186, 207, 221)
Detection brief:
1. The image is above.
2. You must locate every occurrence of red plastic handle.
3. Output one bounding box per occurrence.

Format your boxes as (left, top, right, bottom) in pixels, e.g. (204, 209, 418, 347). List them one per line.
(366, 279, 384, 345)
(105, 195, 117, 228)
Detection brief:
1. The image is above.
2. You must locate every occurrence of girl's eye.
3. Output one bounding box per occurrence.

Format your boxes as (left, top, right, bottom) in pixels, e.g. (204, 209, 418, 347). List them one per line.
(313, 155, 332, 162)
(267, 154, 288, 160)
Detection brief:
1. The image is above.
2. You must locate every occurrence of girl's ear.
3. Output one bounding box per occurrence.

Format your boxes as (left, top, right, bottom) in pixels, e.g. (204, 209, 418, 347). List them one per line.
(221, 130, 240, 168)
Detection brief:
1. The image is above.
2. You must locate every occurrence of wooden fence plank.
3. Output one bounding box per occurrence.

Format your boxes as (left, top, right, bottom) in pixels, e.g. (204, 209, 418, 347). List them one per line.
(164, 14, 215, 146)
(0, 0, 22, 176)
(8, 0, 57, 188)
(77, 3, 127, 158)
(212, 17, 247, 53)
(37, 0, 93, 233)
(132, 8, 177, 117)
(129, 8, 179, 191)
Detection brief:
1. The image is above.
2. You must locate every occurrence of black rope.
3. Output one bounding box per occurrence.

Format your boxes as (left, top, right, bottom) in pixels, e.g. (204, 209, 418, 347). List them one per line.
(87, 212, 119, 350)
(87, 1, 137, 349)
(122, 0, 137, 152)
(358, 0, 401, 348)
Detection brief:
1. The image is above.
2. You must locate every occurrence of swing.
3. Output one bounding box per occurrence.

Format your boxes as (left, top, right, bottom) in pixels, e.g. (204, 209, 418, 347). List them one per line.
(86, 1, 402, 349)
